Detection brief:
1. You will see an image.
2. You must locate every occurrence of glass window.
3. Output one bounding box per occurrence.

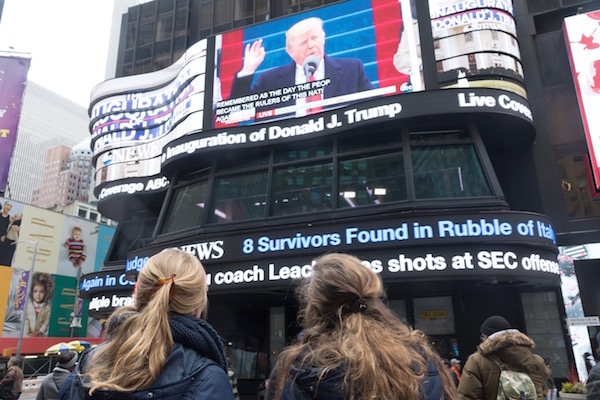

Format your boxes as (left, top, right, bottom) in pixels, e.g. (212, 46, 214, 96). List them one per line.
(412, 144, 491, 199)
(158, 0, 175, 13)
(535, 31, 572, 88)
(234, 0, 253, 22)
(208, 172, 268, 224)
(161, 181, 208, 233)
(272, 163, 333, 216)
(389, 299, 407, 322)
(199, 2, 212, 32)
(521, 292, 569, 378)
(338, 151, 406, 208)
(137, 20, 155, 46)
(108, 215, 156, 262)
(274, 142, 331, 163)
(214, 0, 233, 26)
(126, 24, 137, 49)
(557, 154, 600, 218)
(156, 12, 174, 41)
(174, 8, 188, 36)
(135, 44, 152, 61)
(413, 296, 455, 335)
(256, 0, 269, 18)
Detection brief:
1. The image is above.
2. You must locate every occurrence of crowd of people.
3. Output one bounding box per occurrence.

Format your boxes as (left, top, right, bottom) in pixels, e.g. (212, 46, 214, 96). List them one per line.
(2, 249, 599, 399)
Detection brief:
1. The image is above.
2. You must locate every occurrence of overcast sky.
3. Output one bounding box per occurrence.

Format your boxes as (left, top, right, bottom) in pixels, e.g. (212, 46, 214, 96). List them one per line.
(0, 0, 115, 107)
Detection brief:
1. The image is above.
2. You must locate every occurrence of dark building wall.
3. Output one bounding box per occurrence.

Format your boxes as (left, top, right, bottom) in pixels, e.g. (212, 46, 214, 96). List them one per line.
(575, 259, 600, 318)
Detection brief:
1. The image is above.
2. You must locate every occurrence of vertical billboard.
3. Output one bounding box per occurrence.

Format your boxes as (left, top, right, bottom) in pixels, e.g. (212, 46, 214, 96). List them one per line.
(429, 0, 525, 97)
(564, 10, 600, 197)
(0, 52, 31, 192)
(0, 196, 116, 339)
(213, 0, 421, 126)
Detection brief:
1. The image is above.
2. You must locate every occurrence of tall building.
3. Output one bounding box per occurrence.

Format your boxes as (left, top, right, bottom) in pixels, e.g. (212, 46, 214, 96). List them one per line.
(84, 0, 600, 395)
(31, 140, 93, 209)
(5, 81, 89, 203)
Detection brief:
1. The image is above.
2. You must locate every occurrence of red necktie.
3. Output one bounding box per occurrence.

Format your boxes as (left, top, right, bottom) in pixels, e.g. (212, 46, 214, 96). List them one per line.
(308, 75, 323, 114)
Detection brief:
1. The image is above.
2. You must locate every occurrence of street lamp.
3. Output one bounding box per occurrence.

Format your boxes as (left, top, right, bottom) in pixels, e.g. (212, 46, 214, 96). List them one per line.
(14, 240, 38, 359)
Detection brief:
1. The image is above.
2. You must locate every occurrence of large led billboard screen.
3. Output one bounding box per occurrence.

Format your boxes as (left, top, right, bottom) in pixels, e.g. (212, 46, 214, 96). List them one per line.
(564, 10, 600, 196)
(213, 0, 421, 127)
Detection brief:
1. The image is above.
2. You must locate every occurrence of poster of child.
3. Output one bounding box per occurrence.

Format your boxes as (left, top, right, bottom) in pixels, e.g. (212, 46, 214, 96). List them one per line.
(57, 217, 98, 277)
(64, 226, 86, 268)
(24, 271, 54, 337)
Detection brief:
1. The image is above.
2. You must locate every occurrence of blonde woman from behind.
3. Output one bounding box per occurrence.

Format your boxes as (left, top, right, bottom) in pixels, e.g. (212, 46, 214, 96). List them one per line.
(272, 253, 458, 400)
(62, 248, 234, 400)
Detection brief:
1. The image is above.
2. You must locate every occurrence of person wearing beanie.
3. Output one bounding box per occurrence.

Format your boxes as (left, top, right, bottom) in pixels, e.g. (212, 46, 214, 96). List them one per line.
(457, 315, 549, 400)
(36, 351, 78, 400)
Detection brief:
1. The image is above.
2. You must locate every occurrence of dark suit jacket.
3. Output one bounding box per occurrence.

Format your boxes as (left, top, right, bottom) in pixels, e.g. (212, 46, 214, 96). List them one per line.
(229, 55, 375, 115)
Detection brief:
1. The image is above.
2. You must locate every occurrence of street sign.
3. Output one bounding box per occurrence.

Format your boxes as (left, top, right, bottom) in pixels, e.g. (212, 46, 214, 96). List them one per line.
(567, 316, 600, 326)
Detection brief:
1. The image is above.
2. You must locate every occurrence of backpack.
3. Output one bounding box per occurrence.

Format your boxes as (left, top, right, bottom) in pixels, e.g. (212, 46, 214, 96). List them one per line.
(491, 356, 537, 400)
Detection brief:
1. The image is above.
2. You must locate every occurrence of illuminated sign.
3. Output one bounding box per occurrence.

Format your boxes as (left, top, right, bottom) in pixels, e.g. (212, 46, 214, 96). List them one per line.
(89, 40, 207, 192)
(429, 0, 525, 97)
(163, 89, 533, 165)
(123, 211, 558, 290)
(97, 176, 170, 201)
(563, 10, 600, 196)
(420, 310, 448, 319)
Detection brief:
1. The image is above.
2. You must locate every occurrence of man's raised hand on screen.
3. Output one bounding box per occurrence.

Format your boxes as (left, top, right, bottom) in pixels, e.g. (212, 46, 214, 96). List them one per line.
(240, 39, 265, 76)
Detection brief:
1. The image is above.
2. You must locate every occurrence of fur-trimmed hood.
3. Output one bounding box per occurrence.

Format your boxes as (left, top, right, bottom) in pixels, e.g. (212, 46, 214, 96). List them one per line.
(479, 329, 535, 356)
(457, 329, 549, 400)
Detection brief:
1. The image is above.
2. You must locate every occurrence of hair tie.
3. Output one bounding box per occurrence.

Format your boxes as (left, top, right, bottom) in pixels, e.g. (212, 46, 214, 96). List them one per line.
(155, 274, 176, 287)
(147, 274, 176, 300)
(350, 297, 368, 313)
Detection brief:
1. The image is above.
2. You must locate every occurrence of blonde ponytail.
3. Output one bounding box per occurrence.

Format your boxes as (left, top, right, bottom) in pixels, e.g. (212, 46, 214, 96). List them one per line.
(85, 248, 208, 394)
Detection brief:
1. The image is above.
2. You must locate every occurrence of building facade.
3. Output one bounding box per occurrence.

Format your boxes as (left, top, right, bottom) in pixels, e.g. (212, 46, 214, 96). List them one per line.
(84, 0, 600, 395)
(31, 141, 93, 209)
(4, 81, 90, 203)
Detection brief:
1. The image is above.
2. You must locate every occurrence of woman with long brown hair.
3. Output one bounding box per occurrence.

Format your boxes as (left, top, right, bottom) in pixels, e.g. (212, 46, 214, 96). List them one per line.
(272, 253, 458, 400)
(63, 248, 234, 400)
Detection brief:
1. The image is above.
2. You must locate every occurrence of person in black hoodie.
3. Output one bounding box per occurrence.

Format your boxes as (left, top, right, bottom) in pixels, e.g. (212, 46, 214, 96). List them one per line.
(271, 253, 457, 400)
(61, 248, 234, 400)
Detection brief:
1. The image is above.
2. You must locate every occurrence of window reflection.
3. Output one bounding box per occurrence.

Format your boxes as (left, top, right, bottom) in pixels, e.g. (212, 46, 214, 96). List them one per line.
(272, 163, 333, 216)
(208, 172, 268, 223)
(161, 181, 208, 233)
(412, 145, 491, 199)
(338, 152, 406, 208)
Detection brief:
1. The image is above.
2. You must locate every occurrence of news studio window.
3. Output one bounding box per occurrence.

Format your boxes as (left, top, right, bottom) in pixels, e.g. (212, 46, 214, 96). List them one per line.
(208, 171, 268, 224)
(158, 130, 495, 234)
(410, 130, 491, 199)
(160, 180, 209, 233)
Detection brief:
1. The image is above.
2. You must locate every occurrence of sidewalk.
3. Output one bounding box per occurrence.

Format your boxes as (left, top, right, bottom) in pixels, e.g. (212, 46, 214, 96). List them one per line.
(20, 377, 43, 400)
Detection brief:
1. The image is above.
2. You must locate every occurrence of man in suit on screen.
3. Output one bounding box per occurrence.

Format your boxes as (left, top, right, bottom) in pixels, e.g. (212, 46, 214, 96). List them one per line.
(229, 17, 375, 118)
